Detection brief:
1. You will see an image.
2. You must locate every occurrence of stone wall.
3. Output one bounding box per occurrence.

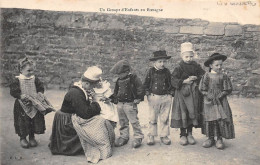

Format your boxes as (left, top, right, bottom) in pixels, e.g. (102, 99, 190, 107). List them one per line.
(1, 8, 260, 95)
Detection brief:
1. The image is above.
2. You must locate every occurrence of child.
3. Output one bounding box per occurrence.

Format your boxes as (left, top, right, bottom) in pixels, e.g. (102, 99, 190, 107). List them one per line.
(170, 42, 205, 146)
(110, 60, 145, 148)
(10, 57, 54, 148)
(143, 50, 174, 145)
(92, 78, 118, 128)
(199, 53, 235, 150)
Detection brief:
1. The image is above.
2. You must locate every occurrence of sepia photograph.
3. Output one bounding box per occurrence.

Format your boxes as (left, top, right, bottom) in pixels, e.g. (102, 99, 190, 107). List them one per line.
(0, 0, 259, 164)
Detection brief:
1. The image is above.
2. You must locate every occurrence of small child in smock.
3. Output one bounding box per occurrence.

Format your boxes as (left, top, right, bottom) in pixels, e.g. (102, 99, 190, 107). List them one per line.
(93, 79, 118, 128)
(10, 57, 55, 149)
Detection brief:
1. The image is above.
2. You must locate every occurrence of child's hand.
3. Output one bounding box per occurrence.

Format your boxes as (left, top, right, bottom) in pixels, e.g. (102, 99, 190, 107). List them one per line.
(21, 95, 32, 105)
(87, 89, 95, 97)
(20, 94, 28, 100)
(189, 76, 197, 81)
(183, 78, 193, 84)
(99, 96, 106, 102)
(217, 92, 225, 100)
(100, 97, 110, 103)
(134, 99, 141, 104)
(206, 93, 214, 100)
(37, 92, 45, 100)
(145, 91, 150, 96)
(38, 92, 44, 97)
(201, 91, 208, 96)
(104, 98, 111, 104)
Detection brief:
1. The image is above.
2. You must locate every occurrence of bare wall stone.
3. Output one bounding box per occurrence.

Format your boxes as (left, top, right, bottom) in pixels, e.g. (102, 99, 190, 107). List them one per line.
(107, 19, 126, 29)
(55, 15, 72, 27)
(225, 25, 243, 36)
(204, 23, 225, 35)
(180, 26, 204, 35)
(246, 26, 260, 32)
(164, 26, 179, 33)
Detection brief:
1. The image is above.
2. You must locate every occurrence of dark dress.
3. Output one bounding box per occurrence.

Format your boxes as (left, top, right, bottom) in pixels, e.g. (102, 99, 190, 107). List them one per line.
(199, 72, 235, 139)
(170, 61, 205, 128)
(49, 85, 101, 155)
(10, 77, 46, 138)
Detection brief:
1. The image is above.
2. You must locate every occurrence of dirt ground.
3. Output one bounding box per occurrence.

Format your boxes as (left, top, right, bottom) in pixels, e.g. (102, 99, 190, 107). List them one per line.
(0, 87, 260, 165)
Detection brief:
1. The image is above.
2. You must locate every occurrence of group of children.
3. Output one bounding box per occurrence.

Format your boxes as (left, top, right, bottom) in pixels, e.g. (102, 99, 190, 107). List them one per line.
(108, 42, 235, 150)
(10, 42, 235, 152)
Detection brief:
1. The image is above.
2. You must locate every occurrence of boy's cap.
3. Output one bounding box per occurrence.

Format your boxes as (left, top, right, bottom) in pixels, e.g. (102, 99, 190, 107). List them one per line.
(181, 42, 194, 55)
(204, 53, 227, 67)
(82, 66, 102, 82)
(110, 60, 130, 74)
(149, 50, 171, 61)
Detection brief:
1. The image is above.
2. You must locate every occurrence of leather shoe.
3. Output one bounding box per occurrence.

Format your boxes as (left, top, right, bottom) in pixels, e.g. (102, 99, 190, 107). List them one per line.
(180, 136, 188, 146)
(216, 139, 225, 150)
(202, 138, 215, 148)
(20, 139, 29, 149)
(160, 136, 171, 145)
(115, 138, 128, 147)
(187, 135, 196, 145)
(29, 138, 38, 147)
(147, 136, 155, 145)
(132, 138, 142, 148)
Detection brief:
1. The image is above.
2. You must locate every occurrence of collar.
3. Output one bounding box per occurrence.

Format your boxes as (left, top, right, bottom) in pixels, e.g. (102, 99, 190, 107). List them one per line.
(15, 74, 35, 80)
(119, 73, 132, 80)
(210, 70, 217, 74)
(154, 65, 162, 71)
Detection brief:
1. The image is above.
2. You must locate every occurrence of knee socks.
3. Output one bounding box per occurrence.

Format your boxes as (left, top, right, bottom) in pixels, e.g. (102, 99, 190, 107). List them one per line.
(180, 125, 193, 137)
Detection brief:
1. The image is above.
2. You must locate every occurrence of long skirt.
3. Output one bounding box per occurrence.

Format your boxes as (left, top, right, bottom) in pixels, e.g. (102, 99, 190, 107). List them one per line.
(13, 99, 45, 138)
(49, 110, 83, 155)
(72, 115, 115, 164)
(170, 84, 203, 128)
(201, 97, 235, 139)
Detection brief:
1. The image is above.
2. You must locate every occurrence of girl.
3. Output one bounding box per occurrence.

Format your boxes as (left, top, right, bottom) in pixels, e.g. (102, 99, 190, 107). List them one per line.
(170, 42, 205, 146)
(10, 57, 54, 148)
(199, 53, 235, 150)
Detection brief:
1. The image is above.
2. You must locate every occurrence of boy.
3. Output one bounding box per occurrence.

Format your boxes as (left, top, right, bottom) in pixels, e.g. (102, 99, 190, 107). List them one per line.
(170, 42, 205, 146)
(143, 50, 174, 145)
(110, 60, 145, 148)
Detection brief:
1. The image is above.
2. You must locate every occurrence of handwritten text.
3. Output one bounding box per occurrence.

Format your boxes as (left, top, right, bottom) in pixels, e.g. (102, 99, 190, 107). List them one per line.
(217, 1, 257, 6)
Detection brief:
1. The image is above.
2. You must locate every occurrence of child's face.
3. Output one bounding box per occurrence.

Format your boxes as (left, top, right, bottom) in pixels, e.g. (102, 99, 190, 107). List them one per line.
(95, 81, 102, 88)
(118, 72, 129, 79)
(210, 60, 223, 73)
(82, 81, 95, 91)
(181, 52, 194, 63)
(154, 59, 166, 70)
(21, 65, 34, 77)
